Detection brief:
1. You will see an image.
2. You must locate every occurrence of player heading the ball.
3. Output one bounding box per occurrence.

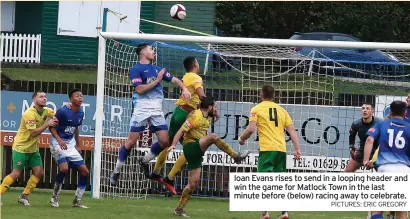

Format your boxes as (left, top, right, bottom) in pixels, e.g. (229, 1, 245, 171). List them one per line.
(110, 43, 191, 186)
(172, 96, 250, 217)
(49, 88, 89, 208)
(0, 91, 57, 206)
(364, 100, 410, 219)
(238, 84, 301, 219)
(149, 56, 211, 195)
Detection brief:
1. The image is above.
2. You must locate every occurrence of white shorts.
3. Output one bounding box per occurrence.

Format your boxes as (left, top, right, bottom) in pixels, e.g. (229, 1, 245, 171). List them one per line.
(129, 109, 168, 133)
(50, 137, 84, 167)
(377, 163, 410, 173)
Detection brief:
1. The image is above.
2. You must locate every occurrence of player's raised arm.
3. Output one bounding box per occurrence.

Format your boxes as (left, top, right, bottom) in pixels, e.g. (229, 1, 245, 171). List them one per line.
(170, 76, 191, 101)
(130, 67, 164, 94)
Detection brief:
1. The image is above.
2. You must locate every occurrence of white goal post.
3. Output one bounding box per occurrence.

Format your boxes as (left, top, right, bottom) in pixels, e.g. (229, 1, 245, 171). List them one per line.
(93, 31, 410, 199)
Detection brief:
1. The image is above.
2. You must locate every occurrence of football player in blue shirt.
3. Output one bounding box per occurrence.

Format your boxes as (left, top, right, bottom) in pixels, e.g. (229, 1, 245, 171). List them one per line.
(49, 88, 89, 208)
(383, 92, 410, 123)
(110, 43, 191, 185)
(364, 100, 410, 219)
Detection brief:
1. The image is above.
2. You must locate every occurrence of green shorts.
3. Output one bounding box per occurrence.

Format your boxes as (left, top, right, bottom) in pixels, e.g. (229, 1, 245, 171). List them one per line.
(258, 151, 286, 172)
(169, 106, 189, 142)
(12, 150, 43, 170)
(183, 139, 204, 171)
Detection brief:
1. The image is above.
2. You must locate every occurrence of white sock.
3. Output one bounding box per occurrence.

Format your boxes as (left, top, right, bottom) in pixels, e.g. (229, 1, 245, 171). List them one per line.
(142, 151, 156, 164)
(75, 187, 85, 200)
(114, 160, 124, 174)
(53, 183, 62, 196)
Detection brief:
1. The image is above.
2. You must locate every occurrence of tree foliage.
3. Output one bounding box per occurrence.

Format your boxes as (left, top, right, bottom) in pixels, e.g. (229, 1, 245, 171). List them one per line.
(216, 2, 410, 42)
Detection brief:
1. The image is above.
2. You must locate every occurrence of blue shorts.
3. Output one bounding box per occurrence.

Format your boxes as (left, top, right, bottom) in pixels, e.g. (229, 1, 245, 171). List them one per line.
(129, 110, 168, 133)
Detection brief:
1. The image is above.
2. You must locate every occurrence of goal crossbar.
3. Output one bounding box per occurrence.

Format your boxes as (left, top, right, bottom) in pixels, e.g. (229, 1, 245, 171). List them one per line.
(100, 32, 410, 50)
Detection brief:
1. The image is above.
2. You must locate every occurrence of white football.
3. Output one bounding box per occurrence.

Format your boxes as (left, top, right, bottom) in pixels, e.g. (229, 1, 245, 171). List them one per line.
(170, 4, 186, 21)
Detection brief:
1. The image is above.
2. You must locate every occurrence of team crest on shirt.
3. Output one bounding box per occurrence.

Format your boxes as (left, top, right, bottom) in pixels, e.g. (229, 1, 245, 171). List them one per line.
(17, 161, 22, 166)
(166, 73, 171, 77)
(250, 112, 256, 117)
(368, 128, 375, 133)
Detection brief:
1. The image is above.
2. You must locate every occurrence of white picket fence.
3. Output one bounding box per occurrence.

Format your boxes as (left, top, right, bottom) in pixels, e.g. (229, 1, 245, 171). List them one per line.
(1, 33, 42, 63)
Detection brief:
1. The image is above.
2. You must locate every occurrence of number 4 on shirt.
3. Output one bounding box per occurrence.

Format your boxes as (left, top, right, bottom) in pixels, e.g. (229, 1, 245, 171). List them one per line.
(269, 108, 278, 127)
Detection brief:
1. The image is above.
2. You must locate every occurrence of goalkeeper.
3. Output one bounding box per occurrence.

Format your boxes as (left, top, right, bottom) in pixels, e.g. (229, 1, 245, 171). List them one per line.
(346, 103, 382, 172)
(149, 56, 214, 195)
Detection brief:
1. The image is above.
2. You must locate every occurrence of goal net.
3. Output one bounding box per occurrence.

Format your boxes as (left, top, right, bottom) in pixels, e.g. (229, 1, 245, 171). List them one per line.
(93, 32, 410, 199)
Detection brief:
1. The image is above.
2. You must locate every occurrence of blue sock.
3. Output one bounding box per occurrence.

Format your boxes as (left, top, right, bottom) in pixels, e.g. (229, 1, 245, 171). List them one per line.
(371, 213, 383, 219)
(119, 145, 130, 162)
(75, 175, 87, 200)
(150, 142, 163, 156)
(78, 175, 87, 188)
(56, 171, 66, 185)
(53, 171, 66, 195)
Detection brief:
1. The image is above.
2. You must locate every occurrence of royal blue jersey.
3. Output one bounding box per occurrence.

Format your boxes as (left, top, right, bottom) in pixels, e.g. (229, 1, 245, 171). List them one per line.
(129, 63, 174, 111)
(53, 106, 84, 141)
(367, 118, 410, 167)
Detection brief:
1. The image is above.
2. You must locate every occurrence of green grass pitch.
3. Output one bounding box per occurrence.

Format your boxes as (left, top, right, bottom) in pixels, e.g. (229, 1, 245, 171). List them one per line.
(1, 189, 371, 219)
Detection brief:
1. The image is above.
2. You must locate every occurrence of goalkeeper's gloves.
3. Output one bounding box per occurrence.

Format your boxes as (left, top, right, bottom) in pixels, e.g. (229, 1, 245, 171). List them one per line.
(349, 145, 356, 159)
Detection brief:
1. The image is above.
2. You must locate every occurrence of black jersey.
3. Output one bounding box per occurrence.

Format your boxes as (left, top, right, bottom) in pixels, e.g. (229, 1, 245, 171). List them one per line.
(349, 116, 383, 150)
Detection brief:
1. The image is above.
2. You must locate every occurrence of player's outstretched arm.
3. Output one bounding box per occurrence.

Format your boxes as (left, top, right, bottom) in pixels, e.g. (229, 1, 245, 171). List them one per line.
(30, 118, 57, 137)
(170, 127, 185, 148)
(171, 77, 191, 100)
(238, 121, 257, 145)
(286, 124, 301, 159)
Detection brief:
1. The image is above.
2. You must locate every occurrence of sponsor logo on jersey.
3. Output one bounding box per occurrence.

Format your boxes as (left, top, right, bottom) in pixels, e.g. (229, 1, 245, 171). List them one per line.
(184, 121, 193, 128)
(26, 120, 36, 125)
(132, 78, 142, 83)
(368, 128, 375, 133)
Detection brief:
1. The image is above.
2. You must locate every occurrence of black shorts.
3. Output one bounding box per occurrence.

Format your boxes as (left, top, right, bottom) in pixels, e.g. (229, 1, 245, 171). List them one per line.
(352, 149, 376, 165)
